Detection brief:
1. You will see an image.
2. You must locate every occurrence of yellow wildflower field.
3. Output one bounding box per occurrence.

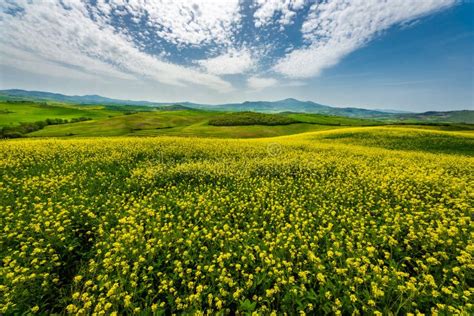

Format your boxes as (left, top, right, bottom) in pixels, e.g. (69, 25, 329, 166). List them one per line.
(0, 128, 473, 315)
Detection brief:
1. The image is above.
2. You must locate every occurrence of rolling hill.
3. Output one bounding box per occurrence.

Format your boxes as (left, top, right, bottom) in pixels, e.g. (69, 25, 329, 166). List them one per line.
(393, 110, 474, 124)
(1, 89, 472, 123)
(0, 90, 389, 117)
(2, 100, 472, 139)
(22, 110, 369, 138)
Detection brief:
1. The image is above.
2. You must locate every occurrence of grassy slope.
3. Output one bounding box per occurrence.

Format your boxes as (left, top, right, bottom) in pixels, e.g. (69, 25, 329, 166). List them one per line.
(284, 113, 380, 125)
(0, 101, 122, 127)
(32, 111, 473, 139)
(208, 111, 299, 126)
(29, 110, 349, 138)
(29, 110, 218, 137)
(4, 101, 473, 139)
(394, 110, 474, 124)
(134, 121, 341, 138)
(389, 123, 474, 131)
(290, 126, 474, 156)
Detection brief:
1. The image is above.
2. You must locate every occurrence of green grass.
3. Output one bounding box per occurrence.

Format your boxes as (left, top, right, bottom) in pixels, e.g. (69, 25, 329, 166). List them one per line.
(19, 106, 382, 138)
(0, 101, 122, 127)
(389, 123, 474, 131)
(134, 121, 342, 138)
(22, 111, 474, 139)
(2, 101, 473, 139)
(283, 113, 381, 125)
(208, 111, 299, 126)
(29, 110, 347, 138)
(394, 110, 474, 124)
(29, 110, 218, 137)
(313, 127, 474, 156)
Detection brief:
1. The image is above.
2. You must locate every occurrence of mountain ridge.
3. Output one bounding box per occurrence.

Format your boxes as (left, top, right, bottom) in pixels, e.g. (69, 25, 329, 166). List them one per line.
(0, 89, 391, 116)
(1, 89, 472, 123)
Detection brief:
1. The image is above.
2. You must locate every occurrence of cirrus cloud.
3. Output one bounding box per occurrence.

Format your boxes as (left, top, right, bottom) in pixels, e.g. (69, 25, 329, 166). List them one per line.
(274, 0, 457, 78)
(0, 0, 458, 96)
(0, 0, 234, 92)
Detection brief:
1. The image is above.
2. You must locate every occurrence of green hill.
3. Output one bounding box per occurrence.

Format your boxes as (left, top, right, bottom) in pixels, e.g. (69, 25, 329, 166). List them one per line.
(392, 110, 474, 124)
(27, 110, 343, 138)
(2, 90, 473, 124)
(283, 112, 381, 126)
(1, 100, 472, 139)
(0, 101, 122, 127)
(208, 112, 299, 126)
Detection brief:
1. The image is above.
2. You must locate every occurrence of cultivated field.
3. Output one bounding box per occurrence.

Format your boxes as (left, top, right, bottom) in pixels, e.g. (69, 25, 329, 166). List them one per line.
(1, 127, 472, 314)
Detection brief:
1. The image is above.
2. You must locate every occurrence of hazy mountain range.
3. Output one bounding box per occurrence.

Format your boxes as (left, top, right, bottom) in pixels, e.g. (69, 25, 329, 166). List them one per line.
(1, 89, 472, 123)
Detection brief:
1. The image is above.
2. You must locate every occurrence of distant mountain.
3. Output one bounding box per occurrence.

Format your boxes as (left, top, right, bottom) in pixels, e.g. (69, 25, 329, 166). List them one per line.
(0, 89, 164, 106)
(0, 90, 394, 117)
(188, 98, 390, 118)
(1, 89, 472, 122)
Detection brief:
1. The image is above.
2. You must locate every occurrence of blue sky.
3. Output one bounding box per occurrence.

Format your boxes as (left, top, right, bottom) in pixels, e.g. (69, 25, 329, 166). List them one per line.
(0, 0, 472, 111)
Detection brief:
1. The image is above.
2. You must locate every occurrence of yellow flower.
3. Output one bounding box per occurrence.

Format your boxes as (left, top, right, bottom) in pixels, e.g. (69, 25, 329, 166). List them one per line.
(317, 273, 326, 283)
(124, 295, 132, 307)
(66, 304, 77, 313)
(367, 246, 376, 255)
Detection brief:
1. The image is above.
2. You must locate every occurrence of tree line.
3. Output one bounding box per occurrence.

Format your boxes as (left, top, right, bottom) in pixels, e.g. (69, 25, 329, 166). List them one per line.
(0, 117, 91, 138)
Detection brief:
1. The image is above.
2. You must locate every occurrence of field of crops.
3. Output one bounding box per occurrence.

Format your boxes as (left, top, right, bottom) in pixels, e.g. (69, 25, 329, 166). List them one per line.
(0, 127, 472, 315)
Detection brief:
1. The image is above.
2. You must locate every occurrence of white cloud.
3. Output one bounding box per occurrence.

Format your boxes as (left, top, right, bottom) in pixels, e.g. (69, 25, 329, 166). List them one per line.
(247, 76, 278, 90)
(0, 0, 233, 92)
(0, 0, 458, 98)
(274, 0, 457, 78)
(198, 49, 255, 75)
(94, 0, 242, 47)
(253, 0, 307, 28)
